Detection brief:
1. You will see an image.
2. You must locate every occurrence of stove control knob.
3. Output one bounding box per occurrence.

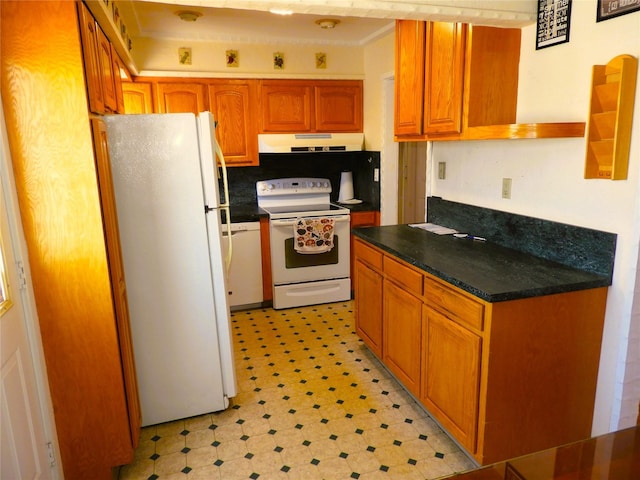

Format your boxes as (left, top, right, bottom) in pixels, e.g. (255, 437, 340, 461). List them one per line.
(265, 183, 274, 191)
(323, 181, 329, 188)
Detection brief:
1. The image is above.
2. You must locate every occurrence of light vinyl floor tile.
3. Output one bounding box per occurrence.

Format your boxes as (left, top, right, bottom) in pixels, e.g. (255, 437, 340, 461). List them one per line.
(118, 301, 476, 479)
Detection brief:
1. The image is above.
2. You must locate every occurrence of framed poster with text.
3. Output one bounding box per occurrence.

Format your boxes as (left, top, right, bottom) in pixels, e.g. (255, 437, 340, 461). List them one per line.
(536, 0, 572, 49)
(597, 0, 640, 21)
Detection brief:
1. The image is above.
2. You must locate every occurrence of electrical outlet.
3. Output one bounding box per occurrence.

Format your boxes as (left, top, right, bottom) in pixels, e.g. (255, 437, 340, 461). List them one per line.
(502, 178, 512, 199)
(438, 162, 446, 180)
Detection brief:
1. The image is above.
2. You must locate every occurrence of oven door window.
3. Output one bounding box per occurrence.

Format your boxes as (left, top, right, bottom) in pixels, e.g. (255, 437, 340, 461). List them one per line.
(284, 236, 340, 268)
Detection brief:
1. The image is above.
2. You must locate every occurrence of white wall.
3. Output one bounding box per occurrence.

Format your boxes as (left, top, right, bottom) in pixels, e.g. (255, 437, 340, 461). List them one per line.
(430, 0, 640, 434)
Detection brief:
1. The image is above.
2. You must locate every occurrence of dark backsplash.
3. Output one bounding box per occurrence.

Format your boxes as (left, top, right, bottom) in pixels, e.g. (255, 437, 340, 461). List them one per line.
(226, 151, 381, 208)
(427, 197, 617, 280)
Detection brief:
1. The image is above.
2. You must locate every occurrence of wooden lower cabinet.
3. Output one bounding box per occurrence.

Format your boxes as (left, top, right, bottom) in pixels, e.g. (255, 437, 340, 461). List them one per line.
(421, 305, 480, 453)
(353, 238, 608, 465)
(383, 279, 422, 397)
(354, 259, 383, 357)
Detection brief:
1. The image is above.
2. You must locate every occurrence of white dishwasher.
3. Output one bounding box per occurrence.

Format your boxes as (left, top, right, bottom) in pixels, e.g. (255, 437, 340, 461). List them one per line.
(222, 222, 263, 310)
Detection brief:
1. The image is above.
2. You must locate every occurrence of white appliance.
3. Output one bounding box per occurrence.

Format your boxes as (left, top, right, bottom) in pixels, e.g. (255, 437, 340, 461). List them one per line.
(104, 112, 236, 426)
(257, 178, 351, 309)
(223, 222, 263, 309)
(258, 133, 364, 153)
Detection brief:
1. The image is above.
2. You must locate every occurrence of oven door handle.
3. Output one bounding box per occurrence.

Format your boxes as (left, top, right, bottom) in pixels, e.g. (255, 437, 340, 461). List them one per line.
(271, 216, 351, 227)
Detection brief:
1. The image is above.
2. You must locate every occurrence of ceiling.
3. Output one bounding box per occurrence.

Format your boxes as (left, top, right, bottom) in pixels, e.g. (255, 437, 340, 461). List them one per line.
(119, 0, 538, 47)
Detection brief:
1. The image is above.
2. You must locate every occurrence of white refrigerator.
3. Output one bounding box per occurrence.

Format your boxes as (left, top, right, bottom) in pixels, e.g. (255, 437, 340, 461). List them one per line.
(104, 112, 236, 426)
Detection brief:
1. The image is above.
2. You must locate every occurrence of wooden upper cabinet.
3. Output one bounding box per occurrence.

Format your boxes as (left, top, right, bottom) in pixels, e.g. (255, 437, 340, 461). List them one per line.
(315, 82, 363, 132)
(463, 26, 520, 129)
(96, 26, 117, 112)
(77, 1, 104, 114)
(77, 2, 123, 114)
(122, 82, 154, 114)
(394, 20, 520, 141)
(156, 82, 208, 113)
(260, 81, 314, 132)
(394, 20, 426, 137)
(260, 80, 363, 133)
(208, 81, 259, 166)
(424, 22, 466, 135)
(111, 46, 126, 114)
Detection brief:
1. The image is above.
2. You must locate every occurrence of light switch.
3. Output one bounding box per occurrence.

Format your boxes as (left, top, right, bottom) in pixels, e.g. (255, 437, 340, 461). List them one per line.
(502, 178, 512, 199)
(438, 162, 446, 180)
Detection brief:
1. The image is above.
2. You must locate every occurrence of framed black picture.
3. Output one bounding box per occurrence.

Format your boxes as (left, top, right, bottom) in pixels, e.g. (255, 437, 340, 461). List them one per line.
(536, 0, 573, 50)
(597, 0, 640, 21)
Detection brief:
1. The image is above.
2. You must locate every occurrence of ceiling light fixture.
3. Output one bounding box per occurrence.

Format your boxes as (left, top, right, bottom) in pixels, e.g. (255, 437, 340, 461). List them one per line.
(176, 10, 202, 22)
(270, 8, 293, 15)
(315, 18, 340, 29)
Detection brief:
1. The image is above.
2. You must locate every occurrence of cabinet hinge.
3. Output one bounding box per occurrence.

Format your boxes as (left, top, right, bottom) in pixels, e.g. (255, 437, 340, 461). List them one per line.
(46, 441, 57, 468)
(16, 261, 27, 290)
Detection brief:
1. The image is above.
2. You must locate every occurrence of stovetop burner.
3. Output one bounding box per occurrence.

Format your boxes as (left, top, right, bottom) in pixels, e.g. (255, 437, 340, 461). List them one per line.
(257, 178, 350, 219)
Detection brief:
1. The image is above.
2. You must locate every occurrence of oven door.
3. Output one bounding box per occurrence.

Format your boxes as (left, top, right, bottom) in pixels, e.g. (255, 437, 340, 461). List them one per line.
(270, 214, 350, 285)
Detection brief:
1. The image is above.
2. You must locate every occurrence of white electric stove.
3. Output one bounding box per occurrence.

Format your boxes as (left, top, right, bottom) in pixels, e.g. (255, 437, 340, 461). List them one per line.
(257, 178, 351, 309)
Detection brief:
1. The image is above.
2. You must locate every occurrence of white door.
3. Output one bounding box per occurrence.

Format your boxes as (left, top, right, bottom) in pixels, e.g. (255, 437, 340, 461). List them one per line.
(0, 170, 54, 478)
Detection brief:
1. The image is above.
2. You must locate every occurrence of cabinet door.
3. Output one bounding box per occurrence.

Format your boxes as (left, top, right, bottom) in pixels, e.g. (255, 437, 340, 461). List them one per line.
(208, 82, 258, 166)
(423, 22, 466, 135)
(350, 211, 380, 281)
(315, 83, 363, 132)
(91, 119, 141, 448)
(96, 26, 118, 112)
(156, 82, 207, 113)
(111, 46, 126, 114)
(422, 305, 480, 452)
(77, 2, 104, 114)
(122, 82, 154, 114)
(394, 20, 425, 137)
(354, 260, 383, 357)
(260, 82, 314, 132)
(383, 279, 422, 397)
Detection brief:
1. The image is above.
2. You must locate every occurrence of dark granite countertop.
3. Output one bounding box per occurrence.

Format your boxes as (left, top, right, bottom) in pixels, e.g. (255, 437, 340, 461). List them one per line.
(222, 204, 265, 223)
(353, 225, 611, 303)
(224, 203, 379, 223)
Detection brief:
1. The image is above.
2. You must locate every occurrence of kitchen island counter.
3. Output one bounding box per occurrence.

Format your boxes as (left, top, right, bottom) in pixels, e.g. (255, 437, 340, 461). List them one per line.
(353, 224, 611, 302)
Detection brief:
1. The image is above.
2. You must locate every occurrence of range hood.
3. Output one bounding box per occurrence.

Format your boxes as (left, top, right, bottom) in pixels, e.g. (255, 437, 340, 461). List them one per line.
(258, 133, 364, 153)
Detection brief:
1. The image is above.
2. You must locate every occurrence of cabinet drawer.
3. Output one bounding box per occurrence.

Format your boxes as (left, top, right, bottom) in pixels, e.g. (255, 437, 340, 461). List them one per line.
(424, 277, 484, 331)
(383, 256, 422, 295)
(354, 240, 383, 270)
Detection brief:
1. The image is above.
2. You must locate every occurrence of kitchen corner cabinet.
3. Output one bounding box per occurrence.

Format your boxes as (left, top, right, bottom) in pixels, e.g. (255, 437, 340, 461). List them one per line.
(122, 82, 155, 114)
(156, 82, 208, 114)
(353, 238, 608, 465)
(259, 80, 363, 133)
(394, 20, 585, 142)
(584, 54, 638, 180)
(2, 1, 140, 477)
(208, 80, 259, 166)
